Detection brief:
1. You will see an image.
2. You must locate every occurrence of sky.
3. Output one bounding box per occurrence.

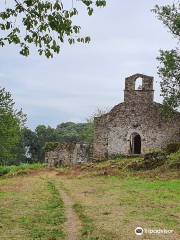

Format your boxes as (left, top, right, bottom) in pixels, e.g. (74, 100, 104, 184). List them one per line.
(0, 0, 177, 129)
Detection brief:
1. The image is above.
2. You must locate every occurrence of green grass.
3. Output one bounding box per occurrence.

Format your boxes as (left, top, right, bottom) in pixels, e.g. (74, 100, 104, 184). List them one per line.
(0, 163, 46, 177)
(59, 168, 180, 239)
(0, 158, 179, 240)
(117, 178, 180, 229)
(0, 176, 65, 239)
(73, 203, 94, 240)
(21, 181, 65, 240)
(21, 180, 66, 239)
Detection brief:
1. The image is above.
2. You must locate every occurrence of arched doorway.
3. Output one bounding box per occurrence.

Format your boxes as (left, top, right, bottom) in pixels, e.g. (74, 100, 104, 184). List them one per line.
(130, 133, 141, 154)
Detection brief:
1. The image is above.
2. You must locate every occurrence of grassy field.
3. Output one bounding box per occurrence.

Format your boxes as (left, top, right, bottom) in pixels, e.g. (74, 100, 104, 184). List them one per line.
(0, 163, 45, 177)
(0, 159, 179, 240)
(0, 171, 65, 239)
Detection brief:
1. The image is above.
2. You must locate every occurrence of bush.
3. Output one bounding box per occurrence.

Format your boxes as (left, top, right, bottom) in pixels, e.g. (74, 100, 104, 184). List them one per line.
(165, 142, 180, 154)
(143, 151, 167, 168)
(0, 166, 11, 176)
(127, 151, 167, 171)
(166, 150, 180, 169)
(44, 142, 59, 152)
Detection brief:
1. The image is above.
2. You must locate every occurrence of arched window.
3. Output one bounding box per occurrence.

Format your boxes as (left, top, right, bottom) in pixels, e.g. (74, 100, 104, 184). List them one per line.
(135, 77, 143, 90)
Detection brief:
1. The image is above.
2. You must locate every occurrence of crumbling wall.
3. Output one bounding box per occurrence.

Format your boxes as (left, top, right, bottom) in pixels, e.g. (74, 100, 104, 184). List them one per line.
(45, 143, 92, 167)
(93, 74, 180, 161)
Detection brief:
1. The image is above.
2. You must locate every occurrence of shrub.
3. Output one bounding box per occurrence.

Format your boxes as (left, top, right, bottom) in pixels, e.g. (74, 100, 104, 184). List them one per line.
(166, 150, 180, 169)
(127, 151, 167, 171)
(165, 142, 180, 154)
(143, 150, 167, 167)
(0, 166, 11, 176)
(44, 142, 59, 152)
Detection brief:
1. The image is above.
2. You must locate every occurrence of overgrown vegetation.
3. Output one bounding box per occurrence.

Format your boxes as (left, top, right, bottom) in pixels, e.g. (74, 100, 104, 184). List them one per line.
(0, 163, 45, 177)
(44, 142, 59, 152)
(20, 121, 94, 163)
(165, 142, 180, 154)
(167, 150, 180, 169)
(125, 143, 180, 171)
(0, 119, 94, 165)
(0, 87, 26, 164)
(56, 148, 179, 180)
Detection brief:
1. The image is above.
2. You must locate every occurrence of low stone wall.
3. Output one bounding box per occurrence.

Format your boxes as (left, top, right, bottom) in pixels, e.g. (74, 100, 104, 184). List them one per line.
(45, 143, 92, 167)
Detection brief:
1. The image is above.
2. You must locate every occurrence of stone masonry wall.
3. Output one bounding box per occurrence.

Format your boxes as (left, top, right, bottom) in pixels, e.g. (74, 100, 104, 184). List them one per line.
(93, 74, 180, 161)
(45, 143, 92, 167)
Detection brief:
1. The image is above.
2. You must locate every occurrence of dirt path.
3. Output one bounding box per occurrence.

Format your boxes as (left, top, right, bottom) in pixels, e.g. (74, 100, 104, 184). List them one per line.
(46, 171, 81, 240)
(59, 189, 81, 240)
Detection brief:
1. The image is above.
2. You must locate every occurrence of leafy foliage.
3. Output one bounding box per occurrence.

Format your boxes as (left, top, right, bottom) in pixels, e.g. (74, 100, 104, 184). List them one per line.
(0, 87, 26, 163)
(21, 121, 94, 162)
(127, 151, 167, 171)
(1, 107, 103, 164)
(153, 3, 180, 112)
(165, 142, 180, 154)
(0, 0, 106, 58)
(21, 127, 39, 161)
(167, 150, 180, 169)
(44, 142, 59, 152)
(153, 4, 180, 38)
(35, 124, 59, 160)
(56, 121, 94, 143)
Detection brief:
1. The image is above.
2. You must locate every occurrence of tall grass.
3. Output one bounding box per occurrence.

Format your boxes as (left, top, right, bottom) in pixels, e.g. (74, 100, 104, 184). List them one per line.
(0, 163, 46, 177)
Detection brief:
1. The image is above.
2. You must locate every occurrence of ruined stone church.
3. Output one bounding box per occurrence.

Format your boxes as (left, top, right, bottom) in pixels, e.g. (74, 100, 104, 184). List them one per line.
(45, 73, 180, 166)
(93, 74, 180, 160)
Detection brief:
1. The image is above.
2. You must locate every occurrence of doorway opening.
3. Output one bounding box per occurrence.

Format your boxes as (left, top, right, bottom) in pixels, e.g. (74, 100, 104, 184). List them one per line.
(130, 133, 141, 154)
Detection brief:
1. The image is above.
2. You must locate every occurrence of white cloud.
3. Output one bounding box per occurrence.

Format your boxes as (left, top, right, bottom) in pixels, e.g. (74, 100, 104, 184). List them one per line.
(0, 0, 175, 129)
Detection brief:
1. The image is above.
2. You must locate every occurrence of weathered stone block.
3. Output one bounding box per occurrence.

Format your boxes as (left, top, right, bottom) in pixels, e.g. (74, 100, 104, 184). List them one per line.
(45, 142, 92, 167)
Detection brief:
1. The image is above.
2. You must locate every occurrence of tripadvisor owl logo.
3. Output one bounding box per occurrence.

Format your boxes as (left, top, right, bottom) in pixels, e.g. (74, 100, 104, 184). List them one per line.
(135, 227, 144, 236)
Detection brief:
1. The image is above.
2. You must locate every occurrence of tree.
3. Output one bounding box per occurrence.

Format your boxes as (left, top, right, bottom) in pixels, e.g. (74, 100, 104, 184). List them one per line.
(0, 87, 26, 163)
(81, 107, 108, 144)
(35, 125, 59, 160)
(56, 122, 87, 142)
(153, 3, 180, 113)
(80, 120, 94, 144)
(0, 0, 106, 58)
(18, 110, 108, 163)
(21, 127, 39, 162)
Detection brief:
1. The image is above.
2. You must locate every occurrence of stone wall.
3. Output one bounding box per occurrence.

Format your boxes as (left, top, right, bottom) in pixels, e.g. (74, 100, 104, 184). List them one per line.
(45, 143, 92, 167)
(93, 74, 180, 161)
(45, 74, 180, 164)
